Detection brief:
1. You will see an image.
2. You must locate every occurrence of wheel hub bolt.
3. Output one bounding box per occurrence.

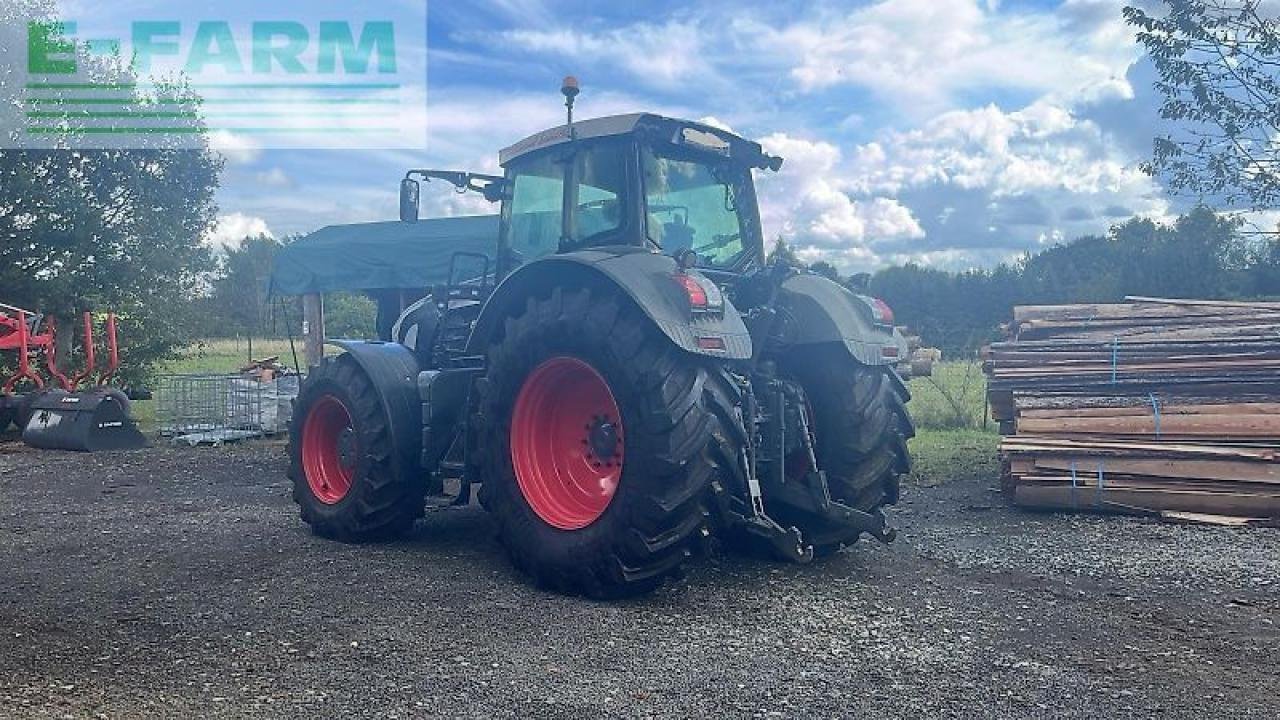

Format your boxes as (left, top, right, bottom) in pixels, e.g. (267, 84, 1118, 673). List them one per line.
(587, 418, 620, 461)
(337, 427, 358, 470)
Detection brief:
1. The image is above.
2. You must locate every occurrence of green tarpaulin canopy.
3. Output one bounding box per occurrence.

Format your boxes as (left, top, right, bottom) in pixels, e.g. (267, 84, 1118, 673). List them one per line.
(269, 215, 498, 296)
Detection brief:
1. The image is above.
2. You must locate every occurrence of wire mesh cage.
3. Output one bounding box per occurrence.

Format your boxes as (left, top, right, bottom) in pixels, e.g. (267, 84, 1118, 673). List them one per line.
(156, 373, 298, 442)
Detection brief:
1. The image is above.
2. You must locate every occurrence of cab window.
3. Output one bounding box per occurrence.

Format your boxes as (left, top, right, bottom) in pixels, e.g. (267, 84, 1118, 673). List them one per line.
(571, 144, 627, 243)
(642, 148, 748, 268)
(507, 153, 564, 264)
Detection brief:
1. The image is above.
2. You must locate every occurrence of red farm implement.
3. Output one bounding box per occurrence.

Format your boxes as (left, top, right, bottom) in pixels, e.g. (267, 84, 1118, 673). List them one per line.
(0, 302, 145, 451)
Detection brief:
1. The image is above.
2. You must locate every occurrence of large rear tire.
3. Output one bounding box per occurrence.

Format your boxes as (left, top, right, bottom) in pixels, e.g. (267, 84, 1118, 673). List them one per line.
(288, 356, 425, 541)
(478, 286, 718, 599)
(780, 346, 914, 553)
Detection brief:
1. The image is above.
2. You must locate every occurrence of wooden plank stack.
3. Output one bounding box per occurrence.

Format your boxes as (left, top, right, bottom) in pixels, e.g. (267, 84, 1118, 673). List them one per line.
(985, 297, 1280, 524)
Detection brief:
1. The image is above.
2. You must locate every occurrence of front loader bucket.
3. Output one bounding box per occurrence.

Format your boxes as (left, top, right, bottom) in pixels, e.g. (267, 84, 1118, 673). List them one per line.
(22, 389, 146, 452)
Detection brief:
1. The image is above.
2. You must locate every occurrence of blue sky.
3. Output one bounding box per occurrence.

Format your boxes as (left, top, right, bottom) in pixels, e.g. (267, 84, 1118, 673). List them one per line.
(180, 1, 1200, 270)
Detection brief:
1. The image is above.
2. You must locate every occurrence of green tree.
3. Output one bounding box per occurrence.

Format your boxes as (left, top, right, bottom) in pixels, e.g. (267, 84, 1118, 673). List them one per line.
(808, 260, 842, 282)
(0, 1, 222, 387)
(323, 293, 377, 338)
(1125, 1, 1280, 211)
(1251, 234, 1280, 295)
(209, 235, 285, 336)
(867, 208, 1272, 356)
(768, 237, 802, 267)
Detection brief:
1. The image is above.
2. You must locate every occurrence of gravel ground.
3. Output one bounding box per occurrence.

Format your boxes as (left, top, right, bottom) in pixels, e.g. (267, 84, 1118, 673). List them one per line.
(0, 437, 1277, 719)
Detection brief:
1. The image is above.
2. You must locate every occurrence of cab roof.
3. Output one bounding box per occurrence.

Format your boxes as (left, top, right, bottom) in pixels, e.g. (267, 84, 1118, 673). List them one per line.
(498, 112, 764, 167)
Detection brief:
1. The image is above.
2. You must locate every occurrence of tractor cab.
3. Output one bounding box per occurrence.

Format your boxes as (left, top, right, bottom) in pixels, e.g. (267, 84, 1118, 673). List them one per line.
(495, 112, 781, 277)
(398, 83, 782, 283)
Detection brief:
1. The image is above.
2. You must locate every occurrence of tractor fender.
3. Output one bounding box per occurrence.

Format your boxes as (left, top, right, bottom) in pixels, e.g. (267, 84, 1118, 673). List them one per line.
(325, 340, 423, 486)
(773, 273, 902, 372)
(468, 249, 753, 360)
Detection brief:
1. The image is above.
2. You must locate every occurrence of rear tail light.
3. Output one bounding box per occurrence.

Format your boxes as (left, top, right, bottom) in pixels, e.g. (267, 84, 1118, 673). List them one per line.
(673, 272, 724, 314)
(870, 298, 895, 326)
(674, 273, 708, 308)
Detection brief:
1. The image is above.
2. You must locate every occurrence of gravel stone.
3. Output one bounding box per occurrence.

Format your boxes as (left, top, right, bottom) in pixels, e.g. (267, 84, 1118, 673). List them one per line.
(0, 439, 1276, 718)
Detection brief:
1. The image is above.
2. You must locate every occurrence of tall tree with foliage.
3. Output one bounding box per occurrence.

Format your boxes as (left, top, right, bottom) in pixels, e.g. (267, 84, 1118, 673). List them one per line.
(0, 1, 222, 386)
(208, 235, 284, 337)
(768, 238, 802, 267)
(1125, 1, 1280, 213)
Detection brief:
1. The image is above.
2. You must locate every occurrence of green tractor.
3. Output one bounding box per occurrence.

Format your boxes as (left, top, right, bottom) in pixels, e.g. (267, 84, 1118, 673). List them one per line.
(289, 79, 914, 598)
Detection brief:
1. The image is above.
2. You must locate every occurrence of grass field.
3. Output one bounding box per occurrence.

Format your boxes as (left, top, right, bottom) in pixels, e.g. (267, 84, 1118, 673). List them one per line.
(905, 360, 989, 431)
(906, 427, 1000, 487)
(159, 338, 307, 375)
(904, 360, 999, 486)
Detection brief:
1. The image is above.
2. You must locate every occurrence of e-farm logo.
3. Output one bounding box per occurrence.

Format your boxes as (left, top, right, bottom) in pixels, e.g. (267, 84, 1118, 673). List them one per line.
(7, 2, 428, 150)
(28, 20, 398, 76)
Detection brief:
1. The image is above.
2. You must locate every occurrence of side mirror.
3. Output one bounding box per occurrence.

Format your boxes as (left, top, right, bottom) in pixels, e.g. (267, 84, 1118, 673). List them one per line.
(399, 178, 420, 223)
(481, 179, 508, 203)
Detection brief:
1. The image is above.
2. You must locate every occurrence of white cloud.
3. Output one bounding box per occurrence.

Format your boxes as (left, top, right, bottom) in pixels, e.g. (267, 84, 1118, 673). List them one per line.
(473, 2, 1139, 120)
(815, 98, 1174, 269)
(253, 168, 294, 189)
(209, 131, 262, 165)
(490, 21, 707, 90)
(1239, 209, 1280, 237)
(742, 92, 1175, 270)
(424, 89, 691, 168)
(205, 213, 273, 250)
(848, 100, 1162, 202)
(881, 246, 1024, 269)
(738, 0, 1140, 117)
(756, 133, 925, 258)
(696, 116, 735, 132)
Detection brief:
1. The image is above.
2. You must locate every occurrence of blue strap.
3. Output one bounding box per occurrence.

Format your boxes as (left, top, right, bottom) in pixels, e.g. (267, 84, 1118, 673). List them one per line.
(1148, 392, 1162, 439)
(1110, 336, 1120, 384)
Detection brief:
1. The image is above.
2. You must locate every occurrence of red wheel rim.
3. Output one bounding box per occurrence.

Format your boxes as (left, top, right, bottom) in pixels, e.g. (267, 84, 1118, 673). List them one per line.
(301, 394, 357, 504)
(510, 357, 624, 530)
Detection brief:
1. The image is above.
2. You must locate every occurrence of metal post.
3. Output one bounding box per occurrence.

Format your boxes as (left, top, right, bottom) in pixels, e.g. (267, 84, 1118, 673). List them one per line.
(302, 293, 325, 370)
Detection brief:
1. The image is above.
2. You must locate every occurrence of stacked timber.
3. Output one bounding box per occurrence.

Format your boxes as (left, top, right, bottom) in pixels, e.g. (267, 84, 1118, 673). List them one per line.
(985, 297, 1280, 524)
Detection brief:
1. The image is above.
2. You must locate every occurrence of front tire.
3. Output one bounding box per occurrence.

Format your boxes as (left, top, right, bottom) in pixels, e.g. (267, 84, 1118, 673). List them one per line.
(478, 286, 718, 599)
(288, 356, 425, 541)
